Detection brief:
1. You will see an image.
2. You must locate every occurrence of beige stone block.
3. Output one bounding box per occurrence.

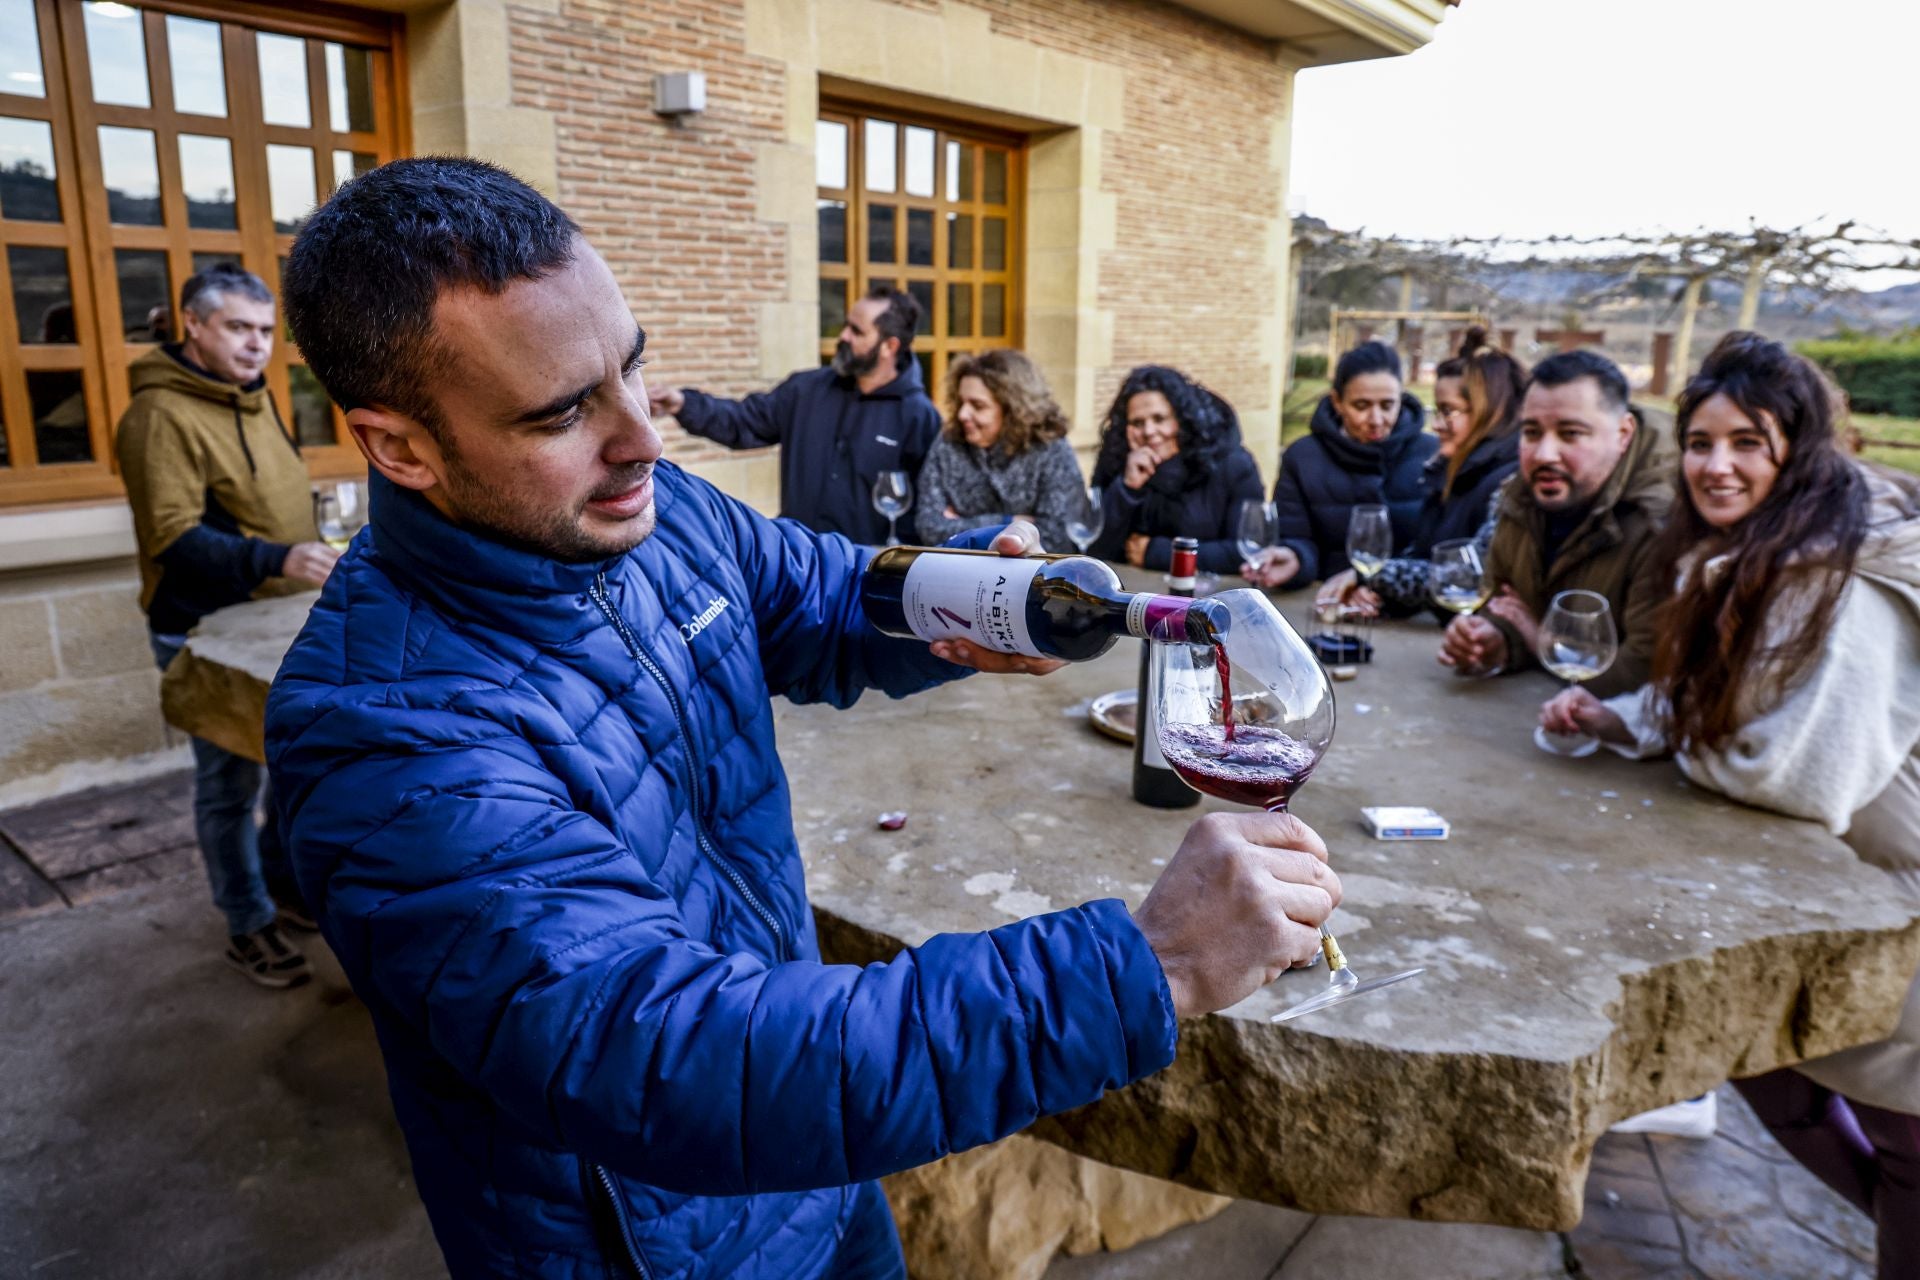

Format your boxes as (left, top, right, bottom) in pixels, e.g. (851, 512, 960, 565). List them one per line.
(882, 1133, 1228, 1280)
(0, 599, 55, 693)
(1033, 48, 1090, 126)
(1026, 190, 1081, 254)
(1027, 129, 1082, 195)
(0, 671, 167, 785)
(736, 452, 782, 516)
(403, 5, 467, 115)
(1239, 405, 1282, 465)
(1086, 191, 1117, 253)
(815, 3, 886, 84)
(53, 590, 150, 680)
(743, 0, 816, 64)
(877, 5, 949, 94)
(1022, 310, 1080, 368)
(1086, 64, 1127, 132)
(754, 142, 816, 226)
(759, 301, 818, 381)
(782, 68, 818, 148)
(409, 101, 470, 155)
(454, 0, 513, 96)
(1025, 250, 1077, 311)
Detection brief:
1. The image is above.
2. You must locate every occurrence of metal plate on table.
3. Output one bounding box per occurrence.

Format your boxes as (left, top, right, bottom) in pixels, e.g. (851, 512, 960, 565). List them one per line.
(1088, 688, 1136, 743)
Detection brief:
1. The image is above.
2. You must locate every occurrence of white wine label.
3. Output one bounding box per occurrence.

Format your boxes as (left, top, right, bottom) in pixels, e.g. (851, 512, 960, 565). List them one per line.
(901, 555, 1045, 657)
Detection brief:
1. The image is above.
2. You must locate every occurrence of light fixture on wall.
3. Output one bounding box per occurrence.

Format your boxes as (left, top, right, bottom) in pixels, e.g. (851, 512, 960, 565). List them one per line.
(653, 72, 707, 123)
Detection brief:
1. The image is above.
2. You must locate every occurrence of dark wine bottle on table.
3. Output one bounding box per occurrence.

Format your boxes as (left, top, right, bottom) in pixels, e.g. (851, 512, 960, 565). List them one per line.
(862, 547, 1225, 660)
(1132, 538, 1202, 808)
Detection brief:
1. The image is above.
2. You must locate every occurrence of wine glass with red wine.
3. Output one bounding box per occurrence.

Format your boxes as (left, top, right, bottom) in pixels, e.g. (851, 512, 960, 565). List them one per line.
(1152, 588, 1424, 1022)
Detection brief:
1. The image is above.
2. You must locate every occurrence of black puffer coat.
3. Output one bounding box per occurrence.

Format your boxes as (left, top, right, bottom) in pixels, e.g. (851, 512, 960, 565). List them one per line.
(1268, 392, 1436, 587)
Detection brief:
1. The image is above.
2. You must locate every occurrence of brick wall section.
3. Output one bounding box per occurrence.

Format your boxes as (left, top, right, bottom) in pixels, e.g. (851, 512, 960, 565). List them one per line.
(508, 0, 1288, 475)
(506, 0, 795, 467)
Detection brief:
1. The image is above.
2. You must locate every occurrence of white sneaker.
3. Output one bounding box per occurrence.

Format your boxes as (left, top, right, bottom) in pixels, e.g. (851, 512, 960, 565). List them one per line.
(1609, 1093, 1717, 1139)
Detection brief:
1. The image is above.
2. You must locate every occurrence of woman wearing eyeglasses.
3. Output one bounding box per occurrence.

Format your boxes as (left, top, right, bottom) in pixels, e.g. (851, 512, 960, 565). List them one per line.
(1313, 328, 1527, 616)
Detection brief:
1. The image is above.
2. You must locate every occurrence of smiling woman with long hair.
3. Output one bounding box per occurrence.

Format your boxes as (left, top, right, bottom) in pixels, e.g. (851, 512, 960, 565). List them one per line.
(914, 349, 1084, 551)
(1542, 331, 1920, 1278)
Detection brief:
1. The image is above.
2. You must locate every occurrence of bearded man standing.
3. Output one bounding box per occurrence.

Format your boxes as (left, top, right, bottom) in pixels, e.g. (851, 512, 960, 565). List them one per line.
(647, 285, 939, 543)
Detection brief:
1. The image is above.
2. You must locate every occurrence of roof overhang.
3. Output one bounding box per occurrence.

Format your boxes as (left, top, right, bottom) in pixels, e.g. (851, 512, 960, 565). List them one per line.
(1169, 0, 1455, 66)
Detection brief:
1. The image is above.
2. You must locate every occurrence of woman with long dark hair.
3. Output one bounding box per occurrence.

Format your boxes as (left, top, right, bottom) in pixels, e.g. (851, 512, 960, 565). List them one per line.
(1244, 341, 1437, 590)
(1317, 327, 1528, 615)
(1087, 366, 1264, 572)
(1543, 332, 1920, 1278)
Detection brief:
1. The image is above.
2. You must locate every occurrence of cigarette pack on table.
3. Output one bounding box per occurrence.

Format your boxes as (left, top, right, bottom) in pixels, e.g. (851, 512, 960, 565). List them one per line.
(1361, 806, 1450, 841)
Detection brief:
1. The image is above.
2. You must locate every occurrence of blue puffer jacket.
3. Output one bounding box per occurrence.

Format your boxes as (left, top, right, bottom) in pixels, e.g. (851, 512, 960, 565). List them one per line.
(265, 465, 1176, 1279)
(1267, 393, 1437, 588)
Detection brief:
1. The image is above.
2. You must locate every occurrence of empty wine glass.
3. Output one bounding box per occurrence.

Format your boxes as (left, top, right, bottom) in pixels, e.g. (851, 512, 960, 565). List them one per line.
(1533, 589, 1617, 757)
(872, 471, 912, 546)
(1066, 485, 1105, 554)
(1346, 504, 1392, 583)
(1427, 538, 1491, 617)
(1235, 499, 1279, 569)
(1152, 588, 1423, 1022)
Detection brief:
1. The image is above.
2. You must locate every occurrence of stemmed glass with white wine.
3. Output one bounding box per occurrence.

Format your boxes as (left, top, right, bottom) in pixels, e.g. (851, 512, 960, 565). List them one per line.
(1345, 503, 1393, 587)
(1532, 589, 1617, 757)
(1235, 499, 1279, 571)
(1152, 588, 1425, 1022)
(1066, 485, 1105, 554)
(317, 494, 351, 552)
(872, 471, 912, 547)
(1427, 538, 1491, 617)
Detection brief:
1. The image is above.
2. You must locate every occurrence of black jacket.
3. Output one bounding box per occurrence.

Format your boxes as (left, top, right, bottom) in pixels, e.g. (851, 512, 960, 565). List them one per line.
(1268, 392, 1437, 587)
(1414, 429, 1520, 554)
(676, 362, 942, 544)
(1089, 446, 1265, 574)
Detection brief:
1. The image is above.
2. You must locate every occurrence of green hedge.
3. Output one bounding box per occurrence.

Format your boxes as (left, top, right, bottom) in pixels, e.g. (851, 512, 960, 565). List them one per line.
(1292, 352, 1328, 380)
(1798, 333, 1920, 417)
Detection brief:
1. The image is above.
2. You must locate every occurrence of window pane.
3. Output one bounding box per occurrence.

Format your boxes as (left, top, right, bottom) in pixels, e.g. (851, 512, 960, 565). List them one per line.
(178, 134, 236, 229)
(288, 365, 333, 448)
(944, 140, 960, 201)
(256, 32, 310, 128)
(324, 43, 374, 134)
(817, 198, 845, 264)
(0, 117, 60, 221)
(98, 126, 161, 224)
(191, 251, 236, 277)
(113, 248, 170, 340)
(165, 14, 225, 117)
(331, 149, 375, 187)
(815, 119, 847, 189)
(907, 279, 932, 337)
(863, 119, 895, 193)
(1, 0, 46, 98)
(29, 370, 91, 463)
(915, 351, 932, 394)
(947, 282, 972, 337)
(9, 244, 74, 343)
(906, 208, 934, 267)
(982, 149, 1007, 205)
(82, 1, 150, 109)
(266, 143, 316, 233)
(951, 143, 972, 202)
(983, 217, 1007, 271)
(904, 126, 934, 197)
(947, 213, 972, 269)
(818, 276, 846, 340)
(867, 202, 895, 264)
(982, 283, 1005, 338)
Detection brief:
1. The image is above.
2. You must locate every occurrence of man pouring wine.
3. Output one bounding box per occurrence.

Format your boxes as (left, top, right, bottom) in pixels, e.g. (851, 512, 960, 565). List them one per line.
(265, 158, 1343, 1280)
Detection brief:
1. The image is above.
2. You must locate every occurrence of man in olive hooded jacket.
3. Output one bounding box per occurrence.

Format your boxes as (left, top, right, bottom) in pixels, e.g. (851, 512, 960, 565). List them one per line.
(115, 263, 336, 987)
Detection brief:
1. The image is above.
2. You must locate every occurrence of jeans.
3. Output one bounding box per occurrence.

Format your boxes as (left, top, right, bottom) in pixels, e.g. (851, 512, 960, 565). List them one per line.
(829, 1181, 907, 1280)
(151, 634, 294, 937)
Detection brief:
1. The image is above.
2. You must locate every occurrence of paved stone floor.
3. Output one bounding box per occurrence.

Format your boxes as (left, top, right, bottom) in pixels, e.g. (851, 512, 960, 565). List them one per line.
(0, 775, 1881, 1279)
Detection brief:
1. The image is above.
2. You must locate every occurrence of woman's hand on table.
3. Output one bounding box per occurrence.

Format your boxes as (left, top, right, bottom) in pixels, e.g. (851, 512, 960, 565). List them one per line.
(1540, 687, 1633, 745)
(927, 518, 1068, 677)
(1240, 546, 1299, 589)
(1314, 568, 1379, 618)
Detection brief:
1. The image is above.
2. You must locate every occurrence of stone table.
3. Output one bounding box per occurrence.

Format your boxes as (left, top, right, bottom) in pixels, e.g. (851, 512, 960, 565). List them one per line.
(164, 586, 1920, 1235)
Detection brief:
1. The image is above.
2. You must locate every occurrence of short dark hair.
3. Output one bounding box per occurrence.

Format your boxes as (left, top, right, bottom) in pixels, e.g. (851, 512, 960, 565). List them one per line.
(1528, 349, 1629, 415)
(282, 157, 580, 429)
(865, 284, 919, 367)
(181, 262, 272, 319)
(1332, 341, 1402, 396)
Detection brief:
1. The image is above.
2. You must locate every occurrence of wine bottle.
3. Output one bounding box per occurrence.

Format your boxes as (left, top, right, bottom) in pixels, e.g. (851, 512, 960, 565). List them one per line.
(862, 546, 1226, 660)
(1132, 537, 1202, 808)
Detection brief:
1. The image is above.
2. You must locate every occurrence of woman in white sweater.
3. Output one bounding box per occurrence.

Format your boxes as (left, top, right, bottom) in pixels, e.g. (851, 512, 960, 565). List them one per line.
(1542, 332, 1920, 1280)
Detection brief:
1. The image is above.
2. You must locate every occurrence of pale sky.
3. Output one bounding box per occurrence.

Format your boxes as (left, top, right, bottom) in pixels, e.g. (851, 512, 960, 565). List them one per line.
(1290, 0, 1920, 272)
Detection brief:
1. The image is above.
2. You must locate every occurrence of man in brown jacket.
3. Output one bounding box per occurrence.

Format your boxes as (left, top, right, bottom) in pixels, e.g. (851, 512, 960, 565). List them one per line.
(1439, 350, 1674, 699)
(116, 263, 337, 987)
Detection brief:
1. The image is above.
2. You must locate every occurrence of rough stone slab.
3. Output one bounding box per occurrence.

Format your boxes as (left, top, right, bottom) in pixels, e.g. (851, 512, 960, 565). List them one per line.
(1044, 1199, 1313, 1280)
(0, 836, 64, 920)
(160, 592, 320, 764)
(785, 588, 1920, 1230)
(1271, 1216, 1567, 1279)
(0, 770, 194, 880)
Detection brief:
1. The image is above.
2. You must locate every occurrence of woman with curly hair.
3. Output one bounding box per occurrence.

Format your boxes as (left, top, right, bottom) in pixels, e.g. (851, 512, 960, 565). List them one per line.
(914, 349, 1086, 552)
(1086, 365, 1264, 572)
(1542, 331, 1920, 1279)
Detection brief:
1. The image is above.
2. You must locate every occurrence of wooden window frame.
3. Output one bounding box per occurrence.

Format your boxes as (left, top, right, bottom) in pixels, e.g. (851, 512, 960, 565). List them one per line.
(817, 99, 1023, 406)
(0, 0, 405, 508)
